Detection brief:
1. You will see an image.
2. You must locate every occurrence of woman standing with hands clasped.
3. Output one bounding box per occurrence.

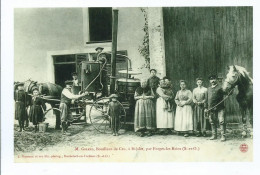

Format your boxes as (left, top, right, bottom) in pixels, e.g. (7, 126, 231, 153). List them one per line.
(174, 80, 193, 137)
(134, 79, 156, 137)
(193, 78, 208, 137)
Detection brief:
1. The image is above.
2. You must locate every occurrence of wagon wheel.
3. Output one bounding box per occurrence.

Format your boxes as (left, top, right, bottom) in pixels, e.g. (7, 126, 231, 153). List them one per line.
(89, 97, 126, 134)
(43, 107, 61, 123)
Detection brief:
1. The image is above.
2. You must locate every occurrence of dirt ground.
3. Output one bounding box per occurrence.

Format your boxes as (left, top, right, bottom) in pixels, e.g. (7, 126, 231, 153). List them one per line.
(14, 115, 253, 162)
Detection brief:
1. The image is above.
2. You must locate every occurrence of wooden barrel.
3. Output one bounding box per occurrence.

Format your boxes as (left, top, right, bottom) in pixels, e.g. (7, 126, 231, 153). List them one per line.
(116, 78, 140, 95)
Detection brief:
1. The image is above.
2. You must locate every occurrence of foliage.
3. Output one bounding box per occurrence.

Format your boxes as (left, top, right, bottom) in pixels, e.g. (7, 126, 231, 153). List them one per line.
(138, 8, 150, 69)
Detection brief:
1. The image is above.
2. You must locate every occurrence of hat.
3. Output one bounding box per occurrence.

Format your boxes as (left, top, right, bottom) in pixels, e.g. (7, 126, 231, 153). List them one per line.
(71, 72, 77, 76)
(95, 47, 104, 51)
(208, 75, 217, 80)
(150, 69, 157, 73)
(16, 82, 24, 86)
(196, 77, 203, 81)
(65, 80, 73, 85)
(109, 94, 118, 98)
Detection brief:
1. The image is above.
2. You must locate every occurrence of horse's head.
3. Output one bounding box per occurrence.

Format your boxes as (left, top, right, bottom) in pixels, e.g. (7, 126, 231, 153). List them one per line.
(222, 65, 240, 93)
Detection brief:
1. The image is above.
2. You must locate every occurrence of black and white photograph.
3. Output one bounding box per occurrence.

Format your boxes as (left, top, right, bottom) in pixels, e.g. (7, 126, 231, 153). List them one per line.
(1, 0, 260, 174)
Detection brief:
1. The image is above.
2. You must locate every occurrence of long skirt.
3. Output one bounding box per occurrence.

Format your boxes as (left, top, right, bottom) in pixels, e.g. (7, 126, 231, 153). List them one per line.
(175, 105, 193, 131)
(193, 104, 211, 132)
(134, 99, 156, 132)
(29, 105, 43, 125)
(15, 102, 27, 121)
(59, 103, 73, 122)
(156, 97, 174, 128)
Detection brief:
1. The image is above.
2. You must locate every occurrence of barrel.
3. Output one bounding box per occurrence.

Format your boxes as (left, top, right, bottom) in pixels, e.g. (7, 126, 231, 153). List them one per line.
(116, 78, 140, 95)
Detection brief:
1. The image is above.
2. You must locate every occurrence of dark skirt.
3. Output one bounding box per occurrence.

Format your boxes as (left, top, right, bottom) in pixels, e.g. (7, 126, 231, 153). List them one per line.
(15, 102, 27, 121)
(29, 105, 43, 125)
(193, 104, 211, 132)
(134, 99, 156, 132)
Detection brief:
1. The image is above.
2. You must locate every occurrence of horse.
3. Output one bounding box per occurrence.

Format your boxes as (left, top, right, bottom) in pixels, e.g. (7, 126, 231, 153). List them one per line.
(222, 65, 253, 137)
(14, 79, 63, 129)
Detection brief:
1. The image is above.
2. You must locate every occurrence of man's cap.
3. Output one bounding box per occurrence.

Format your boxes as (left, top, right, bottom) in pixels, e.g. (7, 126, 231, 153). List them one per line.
(95, 47, 104, 51)
(150, 69, 157, 73)
(208, 75, 217, 80)
(71, 72, 77, 76)
(109, 94, 118, 98)
(65, 80, 73, 85)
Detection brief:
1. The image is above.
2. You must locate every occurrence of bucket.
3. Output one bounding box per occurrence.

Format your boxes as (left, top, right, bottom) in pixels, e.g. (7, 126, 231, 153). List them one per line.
(39, 123, 49, 133)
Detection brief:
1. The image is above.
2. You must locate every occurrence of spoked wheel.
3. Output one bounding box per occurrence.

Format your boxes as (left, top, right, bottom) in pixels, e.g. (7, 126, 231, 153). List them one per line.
(89, 97, 126, 134)
(43, 107, 61, 118)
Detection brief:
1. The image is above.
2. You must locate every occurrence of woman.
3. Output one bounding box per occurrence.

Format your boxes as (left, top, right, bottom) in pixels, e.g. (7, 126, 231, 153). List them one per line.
(156, 79, 175, 135)
(134, 79, 156, 137)
(174, 80, 193, 137)
(193, 78, 208, 137)
(29, 87, 46, 132)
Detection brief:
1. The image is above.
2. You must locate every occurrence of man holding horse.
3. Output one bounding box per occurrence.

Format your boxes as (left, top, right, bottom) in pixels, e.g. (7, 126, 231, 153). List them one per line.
(60, 80, 88, 135)
(205, 75, 226, 142)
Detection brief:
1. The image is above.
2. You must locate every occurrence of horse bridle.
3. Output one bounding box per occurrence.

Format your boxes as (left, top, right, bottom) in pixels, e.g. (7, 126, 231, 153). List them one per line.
(224, 72, 240, 89)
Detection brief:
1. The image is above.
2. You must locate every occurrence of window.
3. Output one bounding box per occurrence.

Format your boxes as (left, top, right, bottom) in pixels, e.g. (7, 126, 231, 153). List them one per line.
(88, 8, 112, 42)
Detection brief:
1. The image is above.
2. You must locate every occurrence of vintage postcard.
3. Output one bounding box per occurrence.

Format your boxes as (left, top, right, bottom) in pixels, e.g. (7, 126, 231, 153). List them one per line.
(11, 6, 254, 163)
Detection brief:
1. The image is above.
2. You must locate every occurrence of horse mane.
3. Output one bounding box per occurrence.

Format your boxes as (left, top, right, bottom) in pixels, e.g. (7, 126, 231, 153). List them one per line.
(233, 65, 253, 84)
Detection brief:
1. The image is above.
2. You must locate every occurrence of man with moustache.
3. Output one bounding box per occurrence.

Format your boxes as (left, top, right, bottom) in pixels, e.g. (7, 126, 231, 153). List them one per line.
(204, 75, 226, 142)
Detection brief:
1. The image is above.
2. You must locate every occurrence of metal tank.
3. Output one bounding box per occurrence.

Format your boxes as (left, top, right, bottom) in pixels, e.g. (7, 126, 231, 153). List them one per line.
(80, 61, 108, 95)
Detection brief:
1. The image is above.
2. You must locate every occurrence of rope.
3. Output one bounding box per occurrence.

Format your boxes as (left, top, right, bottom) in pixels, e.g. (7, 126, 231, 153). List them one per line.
(206, 87, 235, 112)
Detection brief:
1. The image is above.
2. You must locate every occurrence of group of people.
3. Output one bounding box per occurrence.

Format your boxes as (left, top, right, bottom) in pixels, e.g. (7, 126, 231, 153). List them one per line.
(14, 83, 46, 132)
(133, 69, 227, 142)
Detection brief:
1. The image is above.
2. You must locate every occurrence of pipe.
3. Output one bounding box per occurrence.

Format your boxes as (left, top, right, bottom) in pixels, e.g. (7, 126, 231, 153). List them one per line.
(110, 8, 119, 94)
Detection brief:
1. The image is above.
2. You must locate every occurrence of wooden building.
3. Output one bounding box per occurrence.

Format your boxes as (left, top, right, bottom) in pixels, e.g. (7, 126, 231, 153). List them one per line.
(149, 7, 253, 123)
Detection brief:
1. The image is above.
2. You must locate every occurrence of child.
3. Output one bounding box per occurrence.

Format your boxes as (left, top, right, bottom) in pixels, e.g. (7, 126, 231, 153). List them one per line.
(107, 94, 121, 136)
(29, 87, 46, 132)
(160, 79, 174, 112)
(14, 82, 28, 132)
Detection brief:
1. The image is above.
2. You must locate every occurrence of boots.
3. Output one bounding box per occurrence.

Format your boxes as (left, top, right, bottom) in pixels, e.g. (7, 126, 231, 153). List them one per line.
(34, 125, 37, 133)
(210, 124, 217, 140)
(220, 124, 226, 142)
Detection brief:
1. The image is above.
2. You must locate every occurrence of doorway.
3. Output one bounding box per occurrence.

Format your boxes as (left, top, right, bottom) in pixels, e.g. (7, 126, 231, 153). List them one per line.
(54, 64, 76, 87)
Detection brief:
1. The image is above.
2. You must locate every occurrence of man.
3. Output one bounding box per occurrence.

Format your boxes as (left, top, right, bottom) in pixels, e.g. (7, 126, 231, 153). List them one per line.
(59, 80, 88, 135)
(95, 47, 106, 62)
(71, 72, 80, 86)
(14, 82, 28, 132)
(205, 75, 226, 141)
(147, 69, 160, 95)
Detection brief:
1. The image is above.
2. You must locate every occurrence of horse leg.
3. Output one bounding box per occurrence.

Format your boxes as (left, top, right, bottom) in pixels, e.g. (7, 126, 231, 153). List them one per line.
(50, 103, 61, 130)
(240, 107, 247, 138)
(55, 110, 61, 130)
(249, 106, 253, 138)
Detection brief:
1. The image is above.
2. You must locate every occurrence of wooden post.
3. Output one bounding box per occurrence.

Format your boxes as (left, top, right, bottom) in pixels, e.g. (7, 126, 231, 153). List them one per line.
(110, 8, 119, 94)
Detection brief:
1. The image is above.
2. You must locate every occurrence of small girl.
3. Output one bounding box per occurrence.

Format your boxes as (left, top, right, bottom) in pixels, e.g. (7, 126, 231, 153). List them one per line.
(107, 94, 121, 136)
(29, 87, 46, 132)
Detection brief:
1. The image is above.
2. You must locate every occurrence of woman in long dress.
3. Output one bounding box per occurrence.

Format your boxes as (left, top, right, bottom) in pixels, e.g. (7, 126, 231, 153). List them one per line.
(156, 79, 175, 135)
(174, 80, 193, 137)
(193, 78, 208, 137)
(134, 79, 156, 137)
